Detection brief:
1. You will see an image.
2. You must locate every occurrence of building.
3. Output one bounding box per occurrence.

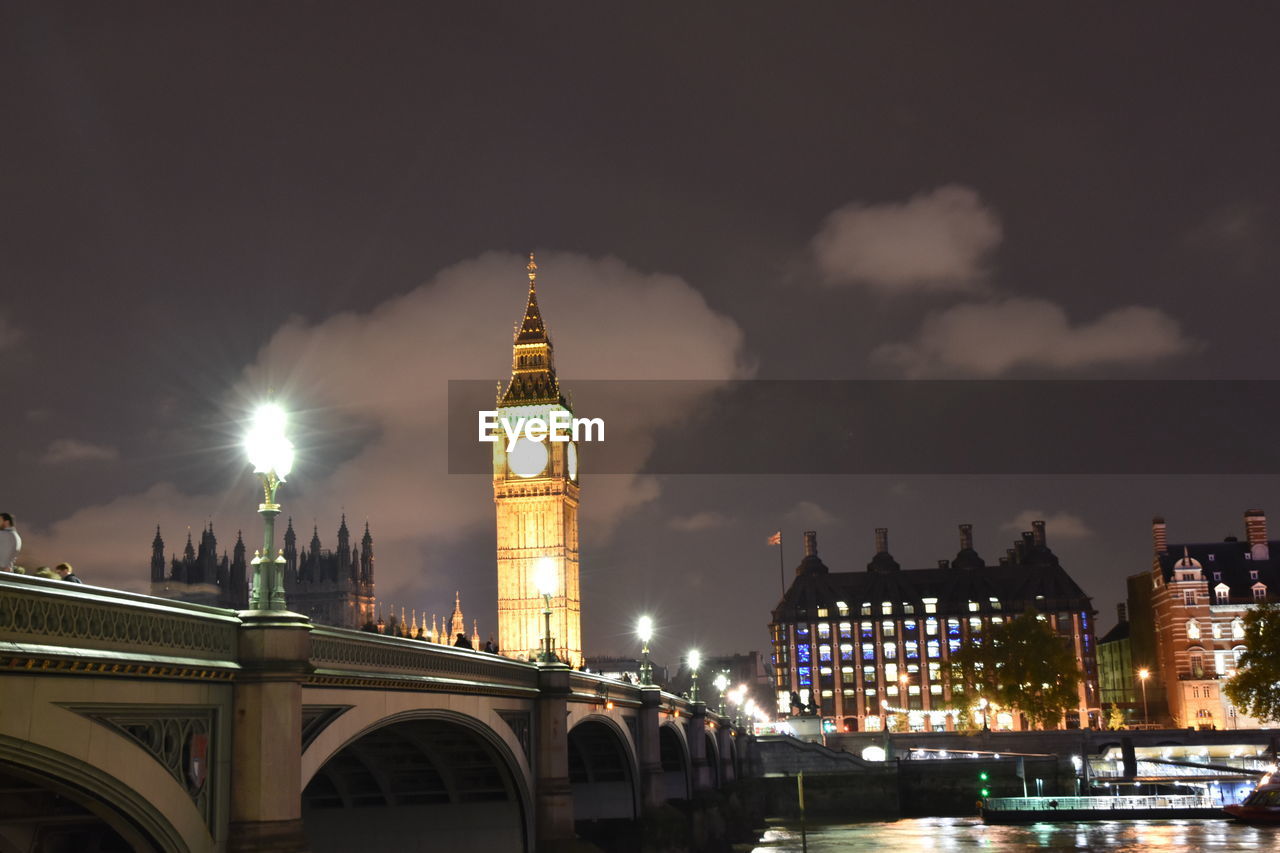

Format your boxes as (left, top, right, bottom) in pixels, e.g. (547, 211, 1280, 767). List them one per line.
(492, 255, 583, 666)
(150, 516, 375, 630)
(1097, 604, 1137, 719)
(150, 524, 248, 609)
(770, 524, 1101, 732)
(1137, 510, 1278, 729)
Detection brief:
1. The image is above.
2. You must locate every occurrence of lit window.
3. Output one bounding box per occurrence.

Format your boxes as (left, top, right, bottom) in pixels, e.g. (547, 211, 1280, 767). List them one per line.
(1184, 591, 1196, 606)
(905, 640, 920, 660)
(1251, 571, 1259, 581)
(817, 623, 831, 639)
(1233, 619, 1245, 639)
(840, 644, 854, 661)
(903, 620, 917, 633)
(989, 597, 1001, 611)
(908, 685, 921, 696)
(860, 622, 874, 641)
(839, 622, 853, 639)
(946, 619, 961, 638)
(841, 666, 855, 683)
(930, 684, 943, 695)
(925, 618, 938, 636)
(926, 640, 941, 659)
(969, 617, 983, 633)
(817, 608, 829, 618)
(881, 601, 893, 615)
(819, 645, 832, 663)
(882, 621, 896, 637)
(836, 600, 849, 616)
(883, 642, 897, 661)
(885, 663, 899, 681)
(863, 665, 876, 681)
(861, 602, 872, 615)
(1186, 619, 1200, 641)
(797, 645, 811, 664)
(819, 666, 833, 677)
(886, 685, 899, 697)
(862, 643, 876, 661)
(903, 602, 915, 614)
(1212, 622, 1222, 640)
(1253, 585, 1267, 601)
(968, 600, 980, 612)
(798, 666, 812, 686)
(1215, 584, 1230, 604)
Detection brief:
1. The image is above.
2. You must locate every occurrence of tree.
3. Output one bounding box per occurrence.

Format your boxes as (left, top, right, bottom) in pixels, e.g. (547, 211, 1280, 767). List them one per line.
(1106, 705, 1126, 731)
(950, 610, 1082, 730)
(1224, 603, 1280, 723)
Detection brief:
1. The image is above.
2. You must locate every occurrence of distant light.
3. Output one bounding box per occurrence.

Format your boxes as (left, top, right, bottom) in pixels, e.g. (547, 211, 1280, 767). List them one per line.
(862, 746, 886, 762)
(245, 403, 294, 478)
(688, 649, 701, 671)
(637, 615, 653, 643)
(534, 557, 557, 596)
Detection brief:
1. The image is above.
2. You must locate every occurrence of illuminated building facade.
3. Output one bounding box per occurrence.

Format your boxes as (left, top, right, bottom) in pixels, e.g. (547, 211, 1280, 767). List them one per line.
(493, 255, 583, 665)
(1142, 511, 1276, 729)
(770, 525, 1100, 732)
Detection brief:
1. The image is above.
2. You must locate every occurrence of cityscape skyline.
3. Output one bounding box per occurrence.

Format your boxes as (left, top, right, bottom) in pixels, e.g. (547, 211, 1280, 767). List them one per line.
(6, 4, 1280, 662)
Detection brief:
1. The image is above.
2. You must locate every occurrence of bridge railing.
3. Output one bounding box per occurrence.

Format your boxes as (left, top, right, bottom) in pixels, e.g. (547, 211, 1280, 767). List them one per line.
(308, 625, 541, 695)
(0, 573, 241, 675)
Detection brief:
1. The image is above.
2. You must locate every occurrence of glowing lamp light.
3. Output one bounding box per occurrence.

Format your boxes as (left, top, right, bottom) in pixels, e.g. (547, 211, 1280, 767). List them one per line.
(688, 649, 701, 671)
(534, 557, 557, 597)
(713, 673, 729, 692)
(245, 403, 295, 478)
(637, 615, 653, 643)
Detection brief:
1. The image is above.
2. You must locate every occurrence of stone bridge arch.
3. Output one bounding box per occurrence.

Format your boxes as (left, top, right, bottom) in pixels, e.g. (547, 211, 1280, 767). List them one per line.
(300, 707, 534, 853)
(659, 720, 692, 801)
(567, 714, 641, 823)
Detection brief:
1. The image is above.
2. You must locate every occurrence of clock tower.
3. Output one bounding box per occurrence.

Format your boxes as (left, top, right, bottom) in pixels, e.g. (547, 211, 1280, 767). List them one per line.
(493, 254, 582, 665)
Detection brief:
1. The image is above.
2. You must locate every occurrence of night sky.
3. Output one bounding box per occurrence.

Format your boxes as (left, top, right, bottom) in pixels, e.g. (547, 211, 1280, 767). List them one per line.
(5, 4, 1280, 666)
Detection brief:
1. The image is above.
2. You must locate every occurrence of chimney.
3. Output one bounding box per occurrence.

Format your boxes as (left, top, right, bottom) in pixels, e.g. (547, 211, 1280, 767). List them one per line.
(803, 530, 818, 558)
(1031, 520, 1047, 548)
(1117, 602, 1128, 624)
(959, 524, 974, 551)
(1152, 516, 1168, 554)
(874, 527, 889, 554)
(1245, 509, 1267, 547)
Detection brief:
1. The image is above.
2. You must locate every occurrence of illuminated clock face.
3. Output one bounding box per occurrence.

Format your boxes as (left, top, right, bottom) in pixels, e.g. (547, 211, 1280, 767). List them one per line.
(508, 437, 548, 478)
(567, 441, 578, 481)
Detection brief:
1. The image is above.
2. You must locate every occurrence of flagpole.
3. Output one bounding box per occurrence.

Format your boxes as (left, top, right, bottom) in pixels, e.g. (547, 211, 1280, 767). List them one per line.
(779, 534, 785, 598)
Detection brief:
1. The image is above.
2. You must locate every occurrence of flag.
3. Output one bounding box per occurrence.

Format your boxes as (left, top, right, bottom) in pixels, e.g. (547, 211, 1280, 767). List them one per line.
(767, 531, 781, 546)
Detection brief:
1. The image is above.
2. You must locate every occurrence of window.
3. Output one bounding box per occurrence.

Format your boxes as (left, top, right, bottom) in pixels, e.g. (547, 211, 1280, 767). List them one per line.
(928, 662, 941, 680)
(923, 597, 938, 614)
(863, 665, 876, 682)
(839, 622, 853, 640)
(905, 640, 920, 660)
(817, 623, 831, 640)
(883, 642, 898, 661)
(798, 666, 812, 686)
(836, 600, 849, 616)
(1212, 622, 1222, 640)
(860, 622, 874, 642)
(968, 600, 980, 612)
(930, 684, 943, 696)
(1254, 584, 1268, 601)
(841, 666, 855, 684)
(1215, 584, 1230, 604)
(819, 644, 832, 663)
(1193, 685, 1200, 698)
(797, 645, 811, 664)
(882, 621, 896, 638)
(903, 602, 915, 615)
(1251, 570, 1259, 581)
(862, 643, 876, 661)
(796, 625, 810, 638)
(925, 618, 938, 636)
(1186, 619, 1200, 641)
(1190, 652, 1204, 677)
(885, 663, 899, 681)
(1185, 591, 1196, 606)
(881, 601, 893, 615)
(817, 608, 829, 618)
(840, 644, 854, 661)
(1215, 652, 1226, 675)
(926, 639, 941, 659)
(861, 602, 872, 615)
(1233, 619, 1245, 639)
(1182, 573, 1196, 582)
(903, 619, 917, 633)
(819, 666, 833, 677)
(1213, 572, 1221, 581)
(969, 617, 983, 633)
(989, 597, 1002, 611)
(946, 619, 961, 638)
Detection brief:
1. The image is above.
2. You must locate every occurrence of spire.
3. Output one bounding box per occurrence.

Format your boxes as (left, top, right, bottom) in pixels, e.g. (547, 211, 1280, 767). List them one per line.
(500, 253, 564, 407)
(151, 526, 166, 582)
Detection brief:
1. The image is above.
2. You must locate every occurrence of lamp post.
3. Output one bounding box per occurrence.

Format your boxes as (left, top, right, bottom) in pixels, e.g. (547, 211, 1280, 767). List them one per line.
(713, 672, 730, 714)
(899, 674, 911, 731)
(535, 557, 558, 663)
(1138, 668, 1150, 725)
(245, 402, 294, 611)
(637, 615, 654, 685)
(688, 649, 702, 703)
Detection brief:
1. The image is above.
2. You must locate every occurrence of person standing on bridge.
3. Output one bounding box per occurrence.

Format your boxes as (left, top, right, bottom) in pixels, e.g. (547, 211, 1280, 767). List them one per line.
(54, 562, 82, 584)
(0, 513, 21, 572)
(454, 632, 473, 650)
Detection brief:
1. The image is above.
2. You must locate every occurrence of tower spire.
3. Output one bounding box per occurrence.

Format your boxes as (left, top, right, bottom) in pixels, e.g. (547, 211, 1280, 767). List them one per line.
(500, 253, 563, 406)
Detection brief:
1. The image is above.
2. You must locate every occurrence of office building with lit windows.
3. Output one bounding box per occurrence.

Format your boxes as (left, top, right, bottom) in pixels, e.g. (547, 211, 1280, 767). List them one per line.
(769, 525, 1101, 732)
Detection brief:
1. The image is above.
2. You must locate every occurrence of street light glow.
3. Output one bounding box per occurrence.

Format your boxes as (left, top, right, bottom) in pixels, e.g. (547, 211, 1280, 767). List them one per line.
(245, 402, 295, 478)
(1138, 668, 1150, 680)
(534, 557, 557, 597)
(637, 615, 653, 643)
(688, 649, 701, 671)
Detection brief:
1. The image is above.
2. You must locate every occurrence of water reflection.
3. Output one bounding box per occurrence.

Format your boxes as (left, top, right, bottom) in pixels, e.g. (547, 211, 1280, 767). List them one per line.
(749, 817, 1280, 852)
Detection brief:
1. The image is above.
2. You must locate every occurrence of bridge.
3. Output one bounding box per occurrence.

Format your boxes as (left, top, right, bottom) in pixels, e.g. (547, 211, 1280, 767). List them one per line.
(0, 574, 744, 852)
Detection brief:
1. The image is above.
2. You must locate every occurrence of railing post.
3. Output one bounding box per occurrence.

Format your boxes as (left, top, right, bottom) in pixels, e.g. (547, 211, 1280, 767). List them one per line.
(228, 611, 313, 853)
(535, 662, 576, 850)
(638, 686, 665, 809)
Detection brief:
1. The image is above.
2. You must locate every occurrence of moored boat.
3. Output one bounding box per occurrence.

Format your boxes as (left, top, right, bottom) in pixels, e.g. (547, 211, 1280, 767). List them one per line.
(1224, 771, 1280, 824)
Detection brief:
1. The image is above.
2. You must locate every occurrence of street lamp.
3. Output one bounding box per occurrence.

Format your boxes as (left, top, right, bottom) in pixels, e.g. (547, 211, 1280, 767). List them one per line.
(1138, 668, 1150, 725)
(535, 557, 558, 663)
(688, 649, 702, 703)
(713, 672, 730, 714)
(637, 615, 654, 685)
(245, 402, 294, 611)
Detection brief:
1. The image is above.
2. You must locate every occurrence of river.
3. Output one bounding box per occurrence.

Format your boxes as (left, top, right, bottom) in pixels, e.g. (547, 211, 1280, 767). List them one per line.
(746, 816, 1280, 851)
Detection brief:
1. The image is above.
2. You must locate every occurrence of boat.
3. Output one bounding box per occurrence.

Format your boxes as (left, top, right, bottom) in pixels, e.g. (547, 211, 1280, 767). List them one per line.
(981, 794, 1224, 823)
(1224, 770, 1280, 824)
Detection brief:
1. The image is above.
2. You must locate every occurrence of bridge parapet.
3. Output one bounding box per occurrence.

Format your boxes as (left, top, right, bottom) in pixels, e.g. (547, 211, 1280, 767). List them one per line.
(308, 625, 541, 695)
(0, 573, 240, 678)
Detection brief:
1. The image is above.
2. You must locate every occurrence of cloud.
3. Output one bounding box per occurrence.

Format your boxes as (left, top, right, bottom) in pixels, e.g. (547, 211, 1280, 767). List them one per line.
(31, 251, 748, 593)
(1002, 509, 1093, 541)
(0, 312, 22, 352)
(783, 500, 839, 529)
(812, 185, 1001, 291)
(43, 438, 120, 464)
(874, 297, 1196, 377)
(668, 511, 732, 532)
(1187, 203, 1267, 272)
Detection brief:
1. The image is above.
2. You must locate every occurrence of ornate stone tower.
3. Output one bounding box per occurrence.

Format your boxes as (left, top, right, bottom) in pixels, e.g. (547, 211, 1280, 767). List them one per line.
(493, 254, 582, 665)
